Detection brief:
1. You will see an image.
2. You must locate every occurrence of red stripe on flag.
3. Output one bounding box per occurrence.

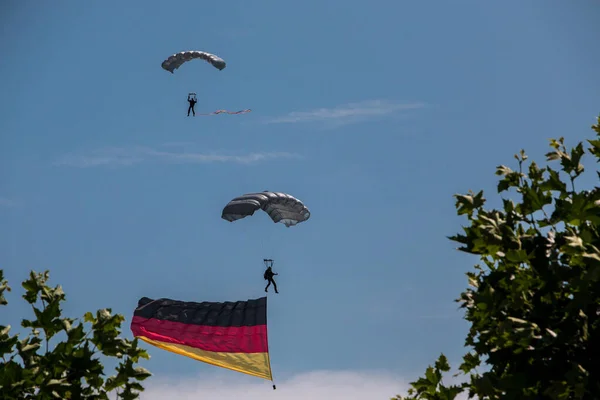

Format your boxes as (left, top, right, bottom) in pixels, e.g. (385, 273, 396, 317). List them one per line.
(131, 316, 268, 353)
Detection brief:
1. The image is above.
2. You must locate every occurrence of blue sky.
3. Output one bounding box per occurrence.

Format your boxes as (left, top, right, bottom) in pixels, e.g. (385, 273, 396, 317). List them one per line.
(1, 1, 599, 398)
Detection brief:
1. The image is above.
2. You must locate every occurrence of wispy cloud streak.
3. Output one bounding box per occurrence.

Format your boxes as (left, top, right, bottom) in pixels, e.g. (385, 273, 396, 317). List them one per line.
(55, 145, 302, 168)
(264, 100, 425, 127)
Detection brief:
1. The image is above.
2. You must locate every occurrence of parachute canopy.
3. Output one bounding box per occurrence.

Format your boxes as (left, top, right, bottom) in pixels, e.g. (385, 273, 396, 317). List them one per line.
(221, 191, 310, 227)
(161, 50, 226, 73)
(131, 296, 273, 381)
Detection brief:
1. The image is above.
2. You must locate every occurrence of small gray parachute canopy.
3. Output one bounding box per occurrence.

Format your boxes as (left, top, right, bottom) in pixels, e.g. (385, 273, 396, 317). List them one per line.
(161, 50, 226, 73)
(221, 191, 310, 227)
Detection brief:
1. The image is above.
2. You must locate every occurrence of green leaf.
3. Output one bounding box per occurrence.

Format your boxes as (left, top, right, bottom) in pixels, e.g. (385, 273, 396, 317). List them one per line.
(564, 234, 584, 249)
(132, 367, 152, 380)
(568, 142, 586, 176)
(84, 312, 95, 323)
(459, 352, 480, 373)
(454, 192, 486, 216)
(505, 249, 530, 263)
(523, 185, 553, 215)
(425, 366, 440, 386)
(528, 161, 544, 183)
(545, 150, 563, 161)
(0, 270, 11, 306)
(1, 325, 11, 337)
(434, 354, 450, 372)
(496, 168, 522, 193)
(587, 138, 600, 158)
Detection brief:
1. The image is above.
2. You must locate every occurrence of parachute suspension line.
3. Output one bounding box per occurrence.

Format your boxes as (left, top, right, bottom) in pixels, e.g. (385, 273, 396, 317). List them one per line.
(261, 230, 268, 263)
(262, 224, 277, 268)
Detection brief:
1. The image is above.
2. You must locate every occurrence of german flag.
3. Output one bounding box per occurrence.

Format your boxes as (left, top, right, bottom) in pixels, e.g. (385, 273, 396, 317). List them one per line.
(130, 296, 273, 382)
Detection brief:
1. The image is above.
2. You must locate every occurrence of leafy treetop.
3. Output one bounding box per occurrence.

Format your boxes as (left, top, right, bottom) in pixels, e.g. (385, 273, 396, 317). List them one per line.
(0, 270, 152, 399)
(393, 114, 600, 400)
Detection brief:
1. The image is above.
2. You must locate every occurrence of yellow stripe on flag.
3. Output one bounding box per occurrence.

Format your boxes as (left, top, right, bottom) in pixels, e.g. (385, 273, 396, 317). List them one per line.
(138, 336, 273, 381)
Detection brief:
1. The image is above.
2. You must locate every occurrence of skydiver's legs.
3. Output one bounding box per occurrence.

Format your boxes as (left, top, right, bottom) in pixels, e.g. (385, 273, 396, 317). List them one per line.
(187, 104, 192, 116)
(192, 104, 196, 116)
(269, 279, 279, 294)
(265, 280, 271, 292)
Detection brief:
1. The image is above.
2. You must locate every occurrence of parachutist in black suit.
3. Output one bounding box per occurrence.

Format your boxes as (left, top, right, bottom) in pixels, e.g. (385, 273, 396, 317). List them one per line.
(187, 94, 197, 116)
(263, 260, 279, 293)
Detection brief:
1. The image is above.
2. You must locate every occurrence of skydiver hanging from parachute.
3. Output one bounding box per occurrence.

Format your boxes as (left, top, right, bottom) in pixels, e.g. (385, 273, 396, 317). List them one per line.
(187, 93, 197, 117)
(221, 191, 311, 293)
(263, 259, 279, 293)
(161, 50, 252, 117)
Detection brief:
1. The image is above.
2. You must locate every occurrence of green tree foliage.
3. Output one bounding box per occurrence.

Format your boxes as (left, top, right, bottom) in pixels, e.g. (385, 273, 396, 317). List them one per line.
(0, 270, 152, 399)
(393, 114, 600, 400)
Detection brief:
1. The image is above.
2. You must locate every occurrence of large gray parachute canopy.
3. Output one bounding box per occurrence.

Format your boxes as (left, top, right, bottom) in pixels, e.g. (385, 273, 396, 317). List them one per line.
(221, 191, 311, 227)
(161, 50, 226, 73)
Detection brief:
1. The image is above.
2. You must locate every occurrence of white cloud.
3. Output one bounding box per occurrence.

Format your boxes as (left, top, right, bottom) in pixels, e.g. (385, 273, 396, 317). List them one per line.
(138, 370, 472, 400)
(264, 100, 425, 127)
(55, 145, 302, 168)
(141, 370, 407, 400)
